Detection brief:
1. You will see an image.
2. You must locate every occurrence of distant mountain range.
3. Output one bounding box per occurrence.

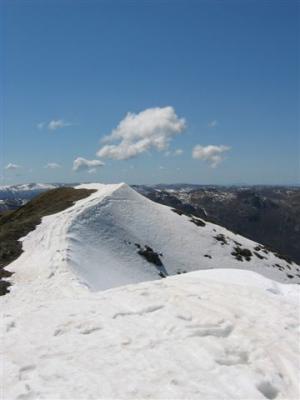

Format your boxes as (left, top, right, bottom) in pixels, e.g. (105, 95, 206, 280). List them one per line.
(0, 183, 75, 211)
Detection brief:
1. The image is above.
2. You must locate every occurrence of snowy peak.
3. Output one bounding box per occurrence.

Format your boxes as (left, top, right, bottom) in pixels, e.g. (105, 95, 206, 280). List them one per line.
(76, 182, 140, 203)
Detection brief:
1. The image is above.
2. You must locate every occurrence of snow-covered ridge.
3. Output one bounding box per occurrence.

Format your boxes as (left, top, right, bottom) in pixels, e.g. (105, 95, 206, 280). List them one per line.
(5, 182, 300, 297)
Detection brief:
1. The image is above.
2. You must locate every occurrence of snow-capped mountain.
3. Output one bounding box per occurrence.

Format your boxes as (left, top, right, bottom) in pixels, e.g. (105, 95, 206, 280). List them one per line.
(0, 183, 58, 198)
(2, 182, 299, 269)
(1, 183, 299, 399)
(4, 183, 300, 293)
(0, 183, 68, 212)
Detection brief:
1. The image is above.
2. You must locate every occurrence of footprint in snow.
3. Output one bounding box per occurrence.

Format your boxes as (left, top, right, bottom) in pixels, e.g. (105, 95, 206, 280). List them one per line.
(215, 349, 249, 366)
(6, 320, 16, 332)
(188, 320, 233, 338)
(176, 313, 193, 321)
(77, 325, 102, 335)
(257, 381, 279, 400)
(113, 304, 164, 319)
(18, 365, 36, 381)
(54, 322, 102, 336)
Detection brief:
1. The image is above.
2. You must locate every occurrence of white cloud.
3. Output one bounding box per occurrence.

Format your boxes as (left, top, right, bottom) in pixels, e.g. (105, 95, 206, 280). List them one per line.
(97, 106, 186, 160)
(37, 119, 72, 131)
(165, 148, 183, 157)
(44, 162, 61, 169)
(5, 163, 22, 171)
(192, 145, 230, 168)
(72, 157, 105, 173)
(208, 120, 218, 128)
(48, 119, 72, 130)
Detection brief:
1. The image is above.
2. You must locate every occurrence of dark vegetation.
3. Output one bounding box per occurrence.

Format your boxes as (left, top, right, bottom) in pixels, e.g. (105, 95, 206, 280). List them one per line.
(171, 208, 206, 227)
(0, 188, 95, 295)
(171, 208, 184, 216)
(135, 243, 168, 277)
(214, 234, 229, 245)
(254, 251, 266, 260)
(189, 217, 206, 227)
(231, 246, 252, 262)
(135, 244, 163, 267)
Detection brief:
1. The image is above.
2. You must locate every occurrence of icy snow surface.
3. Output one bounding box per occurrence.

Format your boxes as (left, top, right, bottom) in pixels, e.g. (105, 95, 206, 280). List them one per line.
(2, 270, 300, 399)
(1, 183, 300, 399)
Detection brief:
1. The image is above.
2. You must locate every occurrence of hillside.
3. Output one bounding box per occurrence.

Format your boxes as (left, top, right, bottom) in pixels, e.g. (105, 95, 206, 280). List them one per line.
(135, 185, 300, 265)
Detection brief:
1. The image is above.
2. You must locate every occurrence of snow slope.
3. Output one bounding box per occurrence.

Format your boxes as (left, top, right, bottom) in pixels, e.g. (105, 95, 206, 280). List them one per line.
(5, 183, 299, 295)
(1, 183, 300, 399)
(1, 270, 300, 400)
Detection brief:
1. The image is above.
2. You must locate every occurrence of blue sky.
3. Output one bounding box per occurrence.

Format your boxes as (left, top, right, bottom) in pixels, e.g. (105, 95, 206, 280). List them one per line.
(1, 0, 299, 185)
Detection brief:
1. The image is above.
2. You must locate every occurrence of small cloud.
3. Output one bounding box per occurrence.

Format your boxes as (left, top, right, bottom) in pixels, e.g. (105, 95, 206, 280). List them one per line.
(72, 157, 105, 173)
(44, 162, 61, 169)
(208, 120, 218, 128)
(37, 119, 73, 131)
(4, 163, 22, 171)
(37, 122, 45, 130)
(192, 145, 230, 168)
(88, 168, 97, 174)
(174, 149, 183, 156)
(97, 106, 186, 160)
(48, 119, 72, 130)
(165, 149, 183, 157)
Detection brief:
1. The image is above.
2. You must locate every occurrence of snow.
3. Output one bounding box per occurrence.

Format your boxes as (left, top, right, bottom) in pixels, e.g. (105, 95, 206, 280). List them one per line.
(1, 269, 300, 400)
(1, 183, 300, 399)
